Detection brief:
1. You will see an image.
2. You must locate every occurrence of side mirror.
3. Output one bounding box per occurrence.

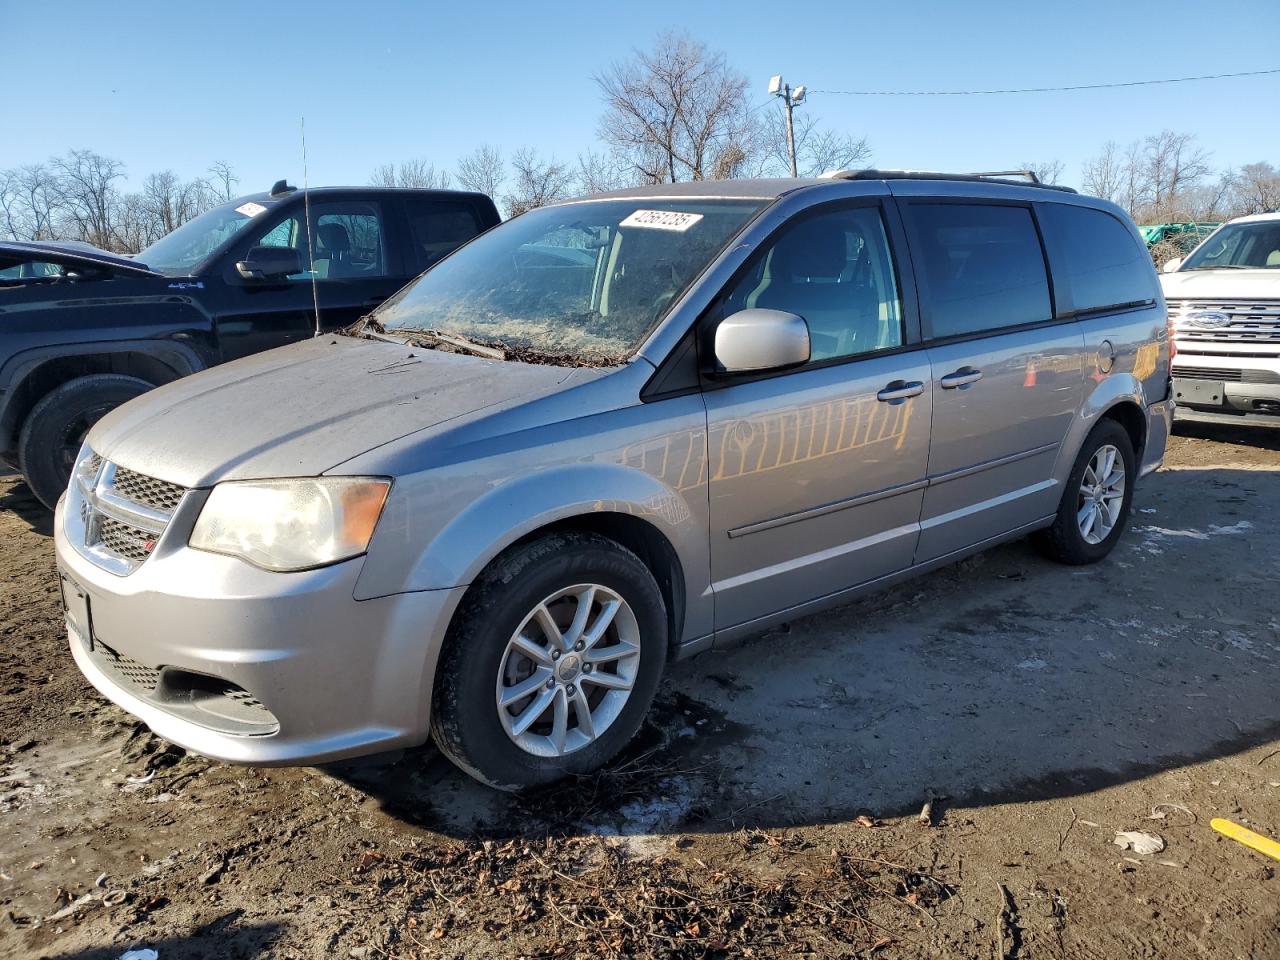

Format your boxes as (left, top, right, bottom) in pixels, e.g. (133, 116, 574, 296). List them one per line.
(1162, 257, 1183, 274)
(714, 308, 810, 374)
(236, 246, 302, 280)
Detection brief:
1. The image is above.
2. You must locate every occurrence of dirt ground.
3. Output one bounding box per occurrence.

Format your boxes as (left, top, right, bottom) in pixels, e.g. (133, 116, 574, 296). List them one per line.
(3, 421, 1280, 959)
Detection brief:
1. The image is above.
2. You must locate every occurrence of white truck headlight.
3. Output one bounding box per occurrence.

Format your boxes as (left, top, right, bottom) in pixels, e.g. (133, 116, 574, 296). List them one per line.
(189, 477, 390, 571)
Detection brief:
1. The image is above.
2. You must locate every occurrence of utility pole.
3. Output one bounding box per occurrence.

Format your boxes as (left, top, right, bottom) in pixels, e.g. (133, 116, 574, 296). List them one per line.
(768, 75, 806, 177)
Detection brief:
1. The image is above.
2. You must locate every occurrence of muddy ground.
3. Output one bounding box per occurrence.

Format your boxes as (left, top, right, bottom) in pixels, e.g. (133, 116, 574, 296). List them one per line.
(3, 422, 1280, 959)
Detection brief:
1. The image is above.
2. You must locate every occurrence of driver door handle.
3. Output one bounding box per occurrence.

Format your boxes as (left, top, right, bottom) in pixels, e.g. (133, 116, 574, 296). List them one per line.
(876, 380, 925, 402)
(940, 367, 983, 389)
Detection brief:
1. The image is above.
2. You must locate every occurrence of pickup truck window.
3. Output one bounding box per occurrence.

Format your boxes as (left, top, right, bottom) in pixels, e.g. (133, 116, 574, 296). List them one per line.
(375, 198, 764, 363)
(404, 198, 483, 272)
(248, 202, 388, 280)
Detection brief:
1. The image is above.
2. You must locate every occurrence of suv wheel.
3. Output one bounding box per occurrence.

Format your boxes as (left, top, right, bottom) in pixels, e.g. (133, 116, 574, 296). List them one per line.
(1036, 419, 1136, 565)
(431, 532, 666, 790)
(18, 374, 152, 510)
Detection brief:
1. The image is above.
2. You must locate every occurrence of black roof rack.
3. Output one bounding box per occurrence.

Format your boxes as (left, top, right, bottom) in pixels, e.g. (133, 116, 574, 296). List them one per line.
(823, 168, 1077, 194)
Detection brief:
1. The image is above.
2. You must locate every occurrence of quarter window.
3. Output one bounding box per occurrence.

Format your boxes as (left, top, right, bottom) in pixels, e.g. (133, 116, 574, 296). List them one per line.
(909, 203, 1052, 339)
(720, 206, 904, 362)
(1039, 204, 1156, 312)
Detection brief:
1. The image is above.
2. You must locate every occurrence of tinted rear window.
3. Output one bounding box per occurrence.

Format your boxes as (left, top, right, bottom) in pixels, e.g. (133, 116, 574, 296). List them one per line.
(404, 199, 484, 273)
(908, 203, 1052, 339)
(1040, 204, 1155, 313)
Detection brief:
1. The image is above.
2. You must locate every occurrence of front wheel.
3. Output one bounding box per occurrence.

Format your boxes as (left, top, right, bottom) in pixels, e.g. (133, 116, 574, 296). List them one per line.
(430, 532, 667, 790)
(17, 374, 153, 509)
(1035, 419, 1136, 565)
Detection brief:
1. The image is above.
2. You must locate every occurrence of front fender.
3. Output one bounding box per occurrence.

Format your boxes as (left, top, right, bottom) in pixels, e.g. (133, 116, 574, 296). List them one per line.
(355, 461, 713, 641)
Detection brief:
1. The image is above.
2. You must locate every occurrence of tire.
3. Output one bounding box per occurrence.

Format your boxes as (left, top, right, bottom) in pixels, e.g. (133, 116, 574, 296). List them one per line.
(17, 374, 152, 509)
(1035, 419, 1136, 565)
(431, 531, 667, 791)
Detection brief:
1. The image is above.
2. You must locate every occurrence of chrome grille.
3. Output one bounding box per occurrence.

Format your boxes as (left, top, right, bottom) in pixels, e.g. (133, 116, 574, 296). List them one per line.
(111, 467, 185, 512)
(1168, 299, 1280, 345)
(98, 516, 153, 562)
(66, 450, 187, 575)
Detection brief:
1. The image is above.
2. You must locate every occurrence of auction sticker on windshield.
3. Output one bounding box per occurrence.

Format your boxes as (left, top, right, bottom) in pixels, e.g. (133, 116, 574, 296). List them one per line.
(620, 209, 704, 232)
(235, 201, 269, 218)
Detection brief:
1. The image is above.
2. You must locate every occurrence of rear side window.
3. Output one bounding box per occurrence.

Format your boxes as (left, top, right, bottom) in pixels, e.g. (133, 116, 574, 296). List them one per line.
(404, 199, 484, 273)
(1039, 204, 1155, 313)
(907, 203, 1052, 339)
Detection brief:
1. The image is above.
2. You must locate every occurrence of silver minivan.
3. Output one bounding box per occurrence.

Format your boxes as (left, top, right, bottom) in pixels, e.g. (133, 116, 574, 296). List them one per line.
(55, 172, 1172, 789)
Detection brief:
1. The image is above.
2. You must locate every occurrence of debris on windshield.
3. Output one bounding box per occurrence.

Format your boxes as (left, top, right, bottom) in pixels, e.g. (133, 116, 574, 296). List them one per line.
(339, 314, 623, 367)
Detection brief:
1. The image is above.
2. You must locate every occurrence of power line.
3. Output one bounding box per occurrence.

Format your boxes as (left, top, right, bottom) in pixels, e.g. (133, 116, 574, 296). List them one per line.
(812, 67, 1280, 97)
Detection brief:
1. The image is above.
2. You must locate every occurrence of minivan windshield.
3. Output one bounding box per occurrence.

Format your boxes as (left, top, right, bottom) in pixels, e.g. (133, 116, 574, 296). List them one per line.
(137, 198, 277, 276)
(1181, 221, 1280, 271)
(373, 198, 765, 363)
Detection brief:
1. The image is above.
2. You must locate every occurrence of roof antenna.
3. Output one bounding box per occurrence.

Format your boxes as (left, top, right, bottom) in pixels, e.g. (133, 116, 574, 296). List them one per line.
(300, 116, 321, 337)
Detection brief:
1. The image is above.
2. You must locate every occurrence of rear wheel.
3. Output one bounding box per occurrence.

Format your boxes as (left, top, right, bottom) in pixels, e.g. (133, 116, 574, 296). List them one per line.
(17, 374, 152, 509)
(430, 532, 666, 790)
(1035, 419, 1136, 565)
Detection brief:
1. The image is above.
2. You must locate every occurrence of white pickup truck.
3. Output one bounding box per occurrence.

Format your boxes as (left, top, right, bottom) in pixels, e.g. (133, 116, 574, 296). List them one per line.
(1160, 211, 1280, 424)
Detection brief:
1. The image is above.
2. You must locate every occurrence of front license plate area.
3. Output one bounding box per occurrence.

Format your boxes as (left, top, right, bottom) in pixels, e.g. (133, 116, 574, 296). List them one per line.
(59, 574, 93, 649)
(1173, 378, 1225, 407)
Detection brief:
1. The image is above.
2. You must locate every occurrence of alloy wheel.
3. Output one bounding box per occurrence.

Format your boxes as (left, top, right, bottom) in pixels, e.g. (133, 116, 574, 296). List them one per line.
(1076, 443, 1126, 545)
(495, 583, 641, 758)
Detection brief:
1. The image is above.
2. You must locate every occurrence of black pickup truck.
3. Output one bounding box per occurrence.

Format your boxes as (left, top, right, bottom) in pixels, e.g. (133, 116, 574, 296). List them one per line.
(0, 182, 500, 507)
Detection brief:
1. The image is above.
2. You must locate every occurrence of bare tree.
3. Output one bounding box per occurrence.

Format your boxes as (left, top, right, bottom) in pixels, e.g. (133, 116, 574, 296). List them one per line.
(0, 164, 63, 241)
(760, 109, 871, 177)
(369, 159, 453, 189)
(1080, 132, 1214, 221)
(596, 32, 752, 182)
(208, 160, 239, 202)
(1230, 161, 1280, 214)
(1081, 142, 1124, 202)
(142, 170, 212, 239)
(502, 148, 573, 217)
(1018, 159, 1066, 186)
(574, 149, 635, 196)
(49, 149, 124, 249)
(1139, 130, 1212, 220)
(456, 145, 505, 198)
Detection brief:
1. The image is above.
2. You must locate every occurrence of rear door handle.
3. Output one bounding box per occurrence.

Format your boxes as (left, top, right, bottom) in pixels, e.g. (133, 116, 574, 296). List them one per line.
(876, 380, 925, 402)
(939, 367, 983, 389)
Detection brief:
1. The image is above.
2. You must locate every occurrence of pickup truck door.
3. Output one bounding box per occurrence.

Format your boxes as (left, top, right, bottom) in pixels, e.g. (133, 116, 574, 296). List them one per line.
(214, 198, 405, 362)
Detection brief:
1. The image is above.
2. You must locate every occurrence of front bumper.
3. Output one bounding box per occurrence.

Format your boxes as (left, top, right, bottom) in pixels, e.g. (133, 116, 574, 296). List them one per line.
(1140, 399, 1173, 478)
(1172, 353, 1280, 420)
(55, 495, 466, 766)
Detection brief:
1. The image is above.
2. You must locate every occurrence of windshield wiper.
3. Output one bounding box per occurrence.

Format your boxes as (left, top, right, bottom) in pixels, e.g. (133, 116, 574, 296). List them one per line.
(338, 314, 405, 344)
(398, 328, 507, 361)
(1184, 264, 1253, 270)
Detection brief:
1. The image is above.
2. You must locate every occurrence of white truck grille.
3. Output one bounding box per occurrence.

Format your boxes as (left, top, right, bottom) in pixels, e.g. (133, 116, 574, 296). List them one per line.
(1168, 298, 1280, 349)
(67, 451, 188, 575)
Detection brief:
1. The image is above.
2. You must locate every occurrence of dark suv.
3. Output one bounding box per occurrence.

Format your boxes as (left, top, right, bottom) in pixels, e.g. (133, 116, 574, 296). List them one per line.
(0, 182, 499, 506)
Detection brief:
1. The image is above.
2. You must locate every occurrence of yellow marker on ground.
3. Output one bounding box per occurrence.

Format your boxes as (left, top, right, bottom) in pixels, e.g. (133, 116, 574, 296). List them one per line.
(1211, 818, 1280, 862)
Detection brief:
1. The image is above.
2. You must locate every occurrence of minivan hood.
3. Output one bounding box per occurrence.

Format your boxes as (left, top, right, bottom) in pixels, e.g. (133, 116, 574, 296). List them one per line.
(1160, 269, 1280, 300)
(88, 336, 602, 487)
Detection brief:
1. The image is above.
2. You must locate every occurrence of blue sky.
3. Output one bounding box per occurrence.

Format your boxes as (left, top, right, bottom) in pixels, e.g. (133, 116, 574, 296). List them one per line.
(3, 0, 1277, 195)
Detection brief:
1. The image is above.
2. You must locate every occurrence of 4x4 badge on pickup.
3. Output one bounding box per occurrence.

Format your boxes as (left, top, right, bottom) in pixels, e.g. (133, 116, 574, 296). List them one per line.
(1185, 311, 1232, 328)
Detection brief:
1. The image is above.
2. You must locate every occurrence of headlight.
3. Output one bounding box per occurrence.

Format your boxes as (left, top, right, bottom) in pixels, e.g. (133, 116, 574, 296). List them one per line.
(189, 477, 390, 572)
